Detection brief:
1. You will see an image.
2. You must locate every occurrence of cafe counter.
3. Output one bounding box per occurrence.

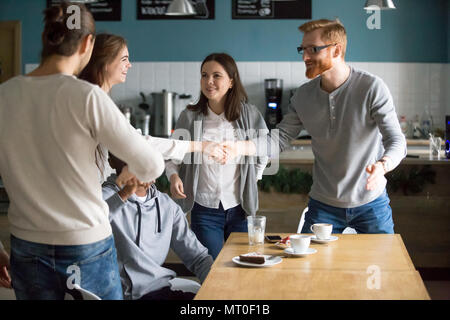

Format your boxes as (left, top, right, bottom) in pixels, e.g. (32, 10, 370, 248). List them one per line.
(280, 139, 449, 166)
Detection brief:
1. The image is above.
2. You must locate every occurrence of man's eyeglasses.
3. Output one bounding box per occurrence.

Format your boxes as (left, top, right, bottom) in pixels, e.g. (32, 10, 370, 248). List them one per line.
(297, 43, 337, 55)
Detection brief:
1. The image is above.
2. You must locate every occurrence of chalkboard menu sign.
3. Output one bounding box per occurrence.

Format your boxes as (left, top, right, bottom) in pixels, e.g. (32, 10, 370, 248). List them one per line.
(137, 0, 214, 20)
(232, 0, 311, 19)
(47, 0, 122, 21)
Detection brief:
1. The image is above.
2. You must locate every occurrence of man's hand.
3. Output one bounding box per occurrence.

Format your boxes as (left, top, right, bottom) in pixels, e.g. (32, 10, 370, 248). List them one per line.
(118, 177, 139, 201)
(169, 174, 186, 199)
(365, 161, 386, 191)
(115, 165, 135, 188)
(221, 140, 256, 163)
(0, 248, 11, 289)
(116, 167, 145, 201)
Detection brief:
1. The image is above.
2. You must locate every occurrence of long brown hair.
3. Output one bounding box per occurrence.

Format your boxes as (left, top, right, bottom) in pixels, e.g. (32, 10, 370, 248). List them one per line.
(78, 33, 127, 175)
(188, 53, 247, 122)
(41, 1, 95, 61)
(79, 33, 127, 88)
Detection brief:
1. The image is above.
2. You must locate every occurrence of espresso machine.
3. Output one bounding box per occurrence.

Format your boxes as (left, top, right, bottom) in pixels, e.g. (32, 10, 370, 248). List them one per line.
(264, 79, 283, 130)
(150, 90, 176, 137)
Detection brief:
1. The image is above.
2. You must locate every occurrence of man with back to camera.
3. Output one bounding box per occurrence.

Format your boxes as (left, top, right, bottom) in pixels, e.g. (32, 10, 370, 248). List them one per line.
(227, 18, 406, 234)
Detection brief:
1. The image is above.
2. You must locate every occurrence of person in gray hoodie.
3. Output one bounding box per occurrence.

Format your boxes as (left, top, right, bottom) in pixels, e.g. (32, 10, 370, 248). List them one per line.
(102, 153, 213, 300)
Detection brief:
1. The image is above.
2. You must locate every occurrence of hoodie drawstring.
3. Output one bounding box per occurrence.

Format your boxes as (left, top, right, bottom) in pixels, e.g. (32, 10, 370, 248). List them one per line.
(155, 197, 162, 233)
(135, 203, 142, 247)
(135, 198, 161, 247)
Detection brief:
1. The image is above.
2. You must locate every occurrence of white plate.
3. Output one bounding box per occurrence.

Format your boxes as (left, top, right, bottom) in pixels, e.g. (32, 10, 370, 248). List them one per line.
(274, 241, 290, 249)
(232, 255, 282, 268)
(310, 235, 339, 243)
(284, 247, 317, 257)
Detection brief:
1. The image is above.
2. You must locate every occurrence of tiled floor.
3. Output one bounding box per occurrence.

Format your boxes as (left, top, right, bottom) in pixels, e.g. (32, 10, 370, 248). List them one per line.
(0, 213, 449, 300)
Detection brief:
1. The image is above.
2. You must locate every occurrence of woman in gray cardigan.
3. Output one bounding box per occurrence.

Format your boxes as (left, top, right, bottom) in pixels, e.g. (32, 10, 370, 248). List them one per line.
(166, 53, 268, 259)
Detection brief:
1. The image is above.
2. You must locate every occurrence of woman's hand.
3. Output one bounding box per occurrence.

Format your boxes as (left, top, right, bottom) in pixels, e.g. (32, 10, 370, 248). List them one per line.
(170, 174, 186, 199)
(202, 141, 227, 164)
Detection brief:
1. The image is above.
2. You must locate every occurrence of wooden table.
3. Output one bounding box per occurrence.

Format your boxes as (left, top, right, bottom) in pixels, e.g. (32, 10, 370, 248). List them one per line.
(195, 233, 430, 300)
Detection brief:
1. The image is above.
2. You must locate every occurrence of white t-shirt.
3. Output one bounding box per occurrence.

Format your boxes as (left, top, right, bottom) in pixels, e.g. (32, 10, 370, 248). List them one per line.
(0, 74, 164, 245)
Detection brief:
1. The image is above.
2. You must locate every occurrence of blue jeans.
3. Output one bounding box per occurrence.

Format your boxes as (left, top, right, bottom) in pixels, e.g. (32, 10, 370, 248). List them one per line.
(190, 202, 248, 260)
(10, 234, 123, 300)
(301, 190, 395, 234)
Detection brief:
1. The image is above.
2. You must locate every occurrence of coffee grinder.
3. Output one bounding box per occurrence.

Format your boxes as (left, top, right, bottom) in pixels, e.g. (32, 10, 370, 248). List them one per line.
(264, 79, 283, 130)
(445, 115, 450, 159)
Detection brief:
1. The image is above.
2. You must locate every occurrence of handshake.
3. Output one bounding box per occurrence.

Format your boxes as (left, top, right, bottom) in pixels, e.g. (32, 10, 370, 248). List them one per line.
(201, 140, 255, 165)
(169, 140, 256, 199)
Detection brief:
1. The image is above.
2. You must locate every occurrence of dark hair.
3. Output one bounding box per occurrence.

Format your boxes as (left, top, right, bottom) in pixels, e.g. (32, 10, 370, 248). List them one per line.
(187, 53, 247, 122)
(41, 1, 95, 61)
(78, 33, 127, 175)
(108, 152, 126, 176)
(79, 33, 127, 88)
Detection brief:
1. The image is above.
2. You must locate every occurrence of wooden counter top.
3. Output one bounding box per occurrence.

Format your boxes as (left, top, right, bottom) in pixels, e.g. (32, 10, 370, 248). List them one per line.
(291, 139, 445, 147)
(278, 143, 449, 165)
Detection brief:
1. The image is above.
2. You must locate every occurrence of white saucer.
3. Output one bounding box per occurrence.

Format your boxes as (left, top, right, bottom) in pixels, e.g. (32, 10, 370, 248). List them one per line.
(310, 235, 339, 244)
(232, 255, 282, 268)
(284, 247, 317, 257)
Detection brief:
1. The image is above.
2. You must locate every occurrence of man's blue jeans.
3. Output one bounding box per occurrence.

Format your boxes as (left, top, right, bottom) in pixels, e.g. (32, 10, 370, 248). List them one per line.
(301, 189, 395, 234)
(10, 234, 123, 300)
(190, 202, 248, 260)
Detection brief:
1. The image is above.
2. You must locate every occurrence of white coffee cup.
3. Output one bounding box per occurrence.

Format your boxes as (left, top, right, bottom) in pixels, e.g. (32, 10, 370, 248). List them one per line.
(310, 223, 333, 240)
(289, 235, 311, 253)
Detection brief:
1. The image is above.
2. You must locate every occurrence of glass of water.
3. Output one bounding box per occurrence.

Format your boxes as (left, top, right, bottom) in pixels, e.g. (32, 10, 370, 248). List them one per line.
(247, 216, 266, 245)
(429, 136, 442, 159)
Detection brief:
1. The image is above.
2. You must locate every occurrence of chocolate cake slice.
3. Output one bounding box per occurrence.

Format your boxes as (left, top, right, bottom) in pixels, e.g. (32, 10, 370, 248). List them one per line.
(239, 252, 265, 264)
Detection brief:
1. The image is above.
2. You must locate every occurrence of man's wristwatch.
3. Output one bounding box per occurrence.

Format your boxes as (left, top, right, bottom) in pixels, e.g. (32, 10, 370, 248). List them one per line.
(377, 159, 390, 174)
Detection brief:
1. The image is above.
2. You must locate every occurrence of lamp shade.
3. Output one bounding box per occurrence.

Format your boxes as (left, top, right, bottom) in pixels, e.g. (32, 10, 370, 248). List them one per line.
(364, 0, 396, 10)
(166, 0, 197, 16)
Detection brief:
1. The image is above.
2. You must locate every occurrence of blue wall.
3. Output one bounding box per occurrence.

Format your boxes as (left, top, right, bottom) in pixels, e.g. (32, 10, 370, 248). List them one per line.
(0, 0, 448, 70)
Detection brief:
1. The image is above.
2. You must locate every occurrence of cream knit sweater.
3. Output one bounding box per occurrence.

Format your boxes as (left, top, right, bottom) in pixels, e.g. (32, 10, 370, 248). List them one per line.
(0, 74, 164, 245)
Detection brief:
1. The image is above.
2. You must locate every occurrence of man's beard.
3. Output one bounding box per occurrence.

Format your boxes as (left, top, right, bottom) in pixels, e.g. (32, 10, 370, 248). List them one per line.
(305, 54, 333, 79)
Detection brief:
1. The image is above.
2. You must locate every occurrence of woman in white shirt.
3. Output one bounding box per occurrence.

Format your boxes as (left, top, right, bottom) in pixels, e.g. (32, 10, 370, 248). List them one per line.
(78, 33, 225, 180)
(166, 53, 268, 259)
(0, 3, 164, 300)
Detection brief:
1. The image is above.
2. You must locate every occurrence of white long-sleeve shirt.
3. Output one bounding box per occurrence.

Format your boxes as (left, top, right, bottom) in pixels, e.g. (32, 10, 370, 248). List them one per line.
(0, 74, 164, 245)
(99, 135, 190, 182)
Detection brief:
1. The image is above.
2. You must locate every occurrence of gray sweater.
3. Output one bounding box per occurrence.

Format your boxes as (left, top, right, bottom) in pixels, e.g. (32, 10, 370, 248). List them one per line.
(256, 66, 407, 208)
(165, 102, 269, 216)
(102, 175, 213, 300)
